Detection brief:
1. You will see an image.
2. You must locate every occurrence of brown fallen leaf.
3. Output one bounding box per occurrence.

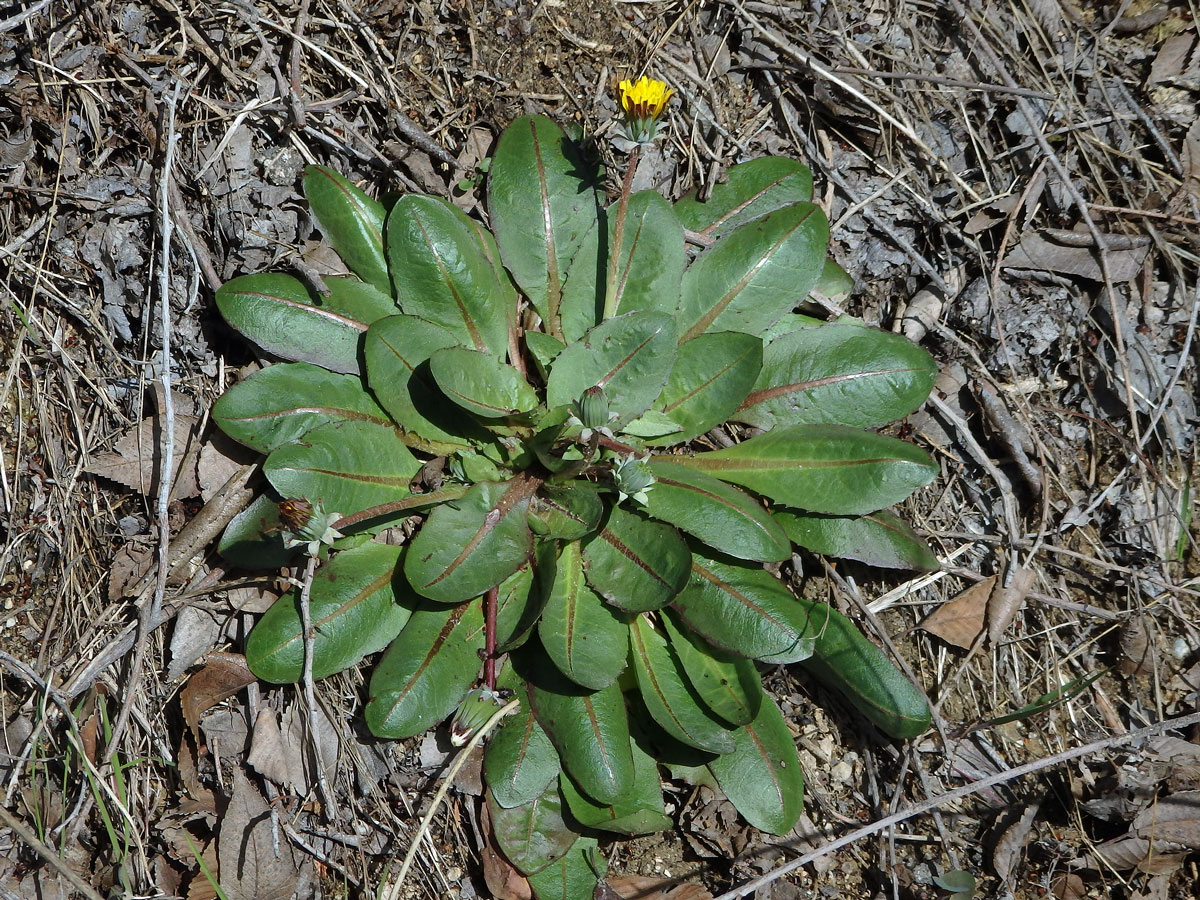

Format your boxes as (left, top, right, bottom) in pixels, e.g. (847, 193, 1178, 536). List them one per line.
(606, 875, 713, 900)
(918, 576, 993, 649)
(217, 769, 303, 900)
(1000, 231, 1148, 282)
(85, 401, 202, 499)
(480, 797, 532, 900)
(987, 567, 1033, 644)
(180, 653, 257, 738)
(992, 802, 1039, 885)
(246, 707, 291, 789)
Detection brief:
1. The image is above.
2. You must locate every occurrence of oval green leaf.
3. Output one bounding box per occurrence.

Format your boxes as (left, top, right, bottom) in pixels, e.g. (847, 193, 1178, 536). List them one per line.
(675, 157, 814, 238)
(603, 190, 685, 321)
(488, 785, 577, 876)
(524, 835, 603, 900)
(527, 482, 604, 542)
(489, 115, 601, 340)
(775, 507, 940, 571)
(558, 734, 671, 835)
(246, 543, 412, 682)
(217, 494, 293, 569)
(485, 703, 561, 809)
(538, 541, 629, 690)
(428, 346, 538, 418)
(365, 599, 485, 738)
(735, 323, 937, 430)
(387, 195, 508, 355)
(641, 460, 790, 562)
(404, 478, 537, 603)
(667, 424, 938, 515)
(661, 609, 761, 726)
(303, 165, 390, 294)
(582, 506, 690, 613)
(707, 693, 804, 835)
(671, 551, 818, 664)
(213, 362, 391, 454)
(678, 202, 830, 341)
(647, 331, 763, 446)
(629, 615, 736, 754)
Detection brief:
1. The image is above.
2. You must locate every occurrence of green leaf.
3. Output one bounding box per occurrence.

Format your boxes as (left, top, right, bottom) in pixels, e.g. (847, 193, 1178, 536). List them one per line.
(775, 508, 940, 571)
(218, 494, 293, 569)
(707, 693, 804, 835)
(263, 420, 419, 527)
(489, 115, 601, 339)
(485, 703, 561, 809)
(520, 649, 634, 806)
(527, 483, 604, 542)
(363, 314, 481, 452)
(303, 165, 390, 294)
(525, 835, 603, 900)
(582, 506, 690, 613)
(216, 273, 369, 375)
(667, 424, 938, 515)
(546, 311, 676, 426)
(386, 195, 508, 355)
(660, 610, 761, 726)
(495, 560, 545, 651)
(428, 347, 538, 418)
(647, 332, 762, 446)
(488, 785, 577, 876)
(321, 275, 399, 323)
(246, 543, 412, 682)
(538, 541, 629, 690)
(213, 362, 391, 454)
(365, 599, 485, 738)
(525, 330, 566, 377)
(641, 460, 790, 562)
(620, 409, 684, 440)
(558, 734, 672, 835)
(629, 615, 735, 754)
(672, 551, 818, 664)
(404, 478, 537, 603)
(675, 157, 814, 238)
(795, 598, 931, 739)
(759, 312, 825, 343)
(813, 258, 853, 300)
(735, 323, 937, 430)
(678, 203, 830, 342)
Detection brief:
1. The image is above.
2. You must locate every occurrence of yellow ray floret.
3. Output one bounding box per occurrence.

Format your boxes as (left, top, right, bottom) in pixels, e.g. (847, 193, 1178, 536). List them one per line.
(619, 76, 674, 121)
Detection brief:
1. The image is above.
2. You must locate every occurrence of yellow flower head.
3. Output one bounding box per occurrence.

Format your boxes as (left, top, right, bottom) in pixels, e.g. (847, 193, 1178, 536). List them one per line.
(616, 75, 673, 149)
(619, 76, 673, 121)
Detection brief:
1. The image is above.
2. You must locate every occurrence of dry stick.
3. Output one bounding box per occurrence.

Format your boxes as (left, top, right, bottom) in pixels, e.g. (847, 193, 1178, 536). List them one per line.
(287, 0, 311, 129)
(713, 708, 1200, 899)
(0, 805, 106, 900)
(296, 552, 334, 819)
(381, 698, 521, 900)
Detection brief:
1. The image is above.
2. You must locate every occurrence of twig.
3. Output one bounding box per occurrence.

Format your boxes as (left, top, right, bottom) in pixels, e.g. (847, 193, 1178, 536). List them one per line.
(297, 552, 334, 818)
(713, 709, 1200, 898)
(0, 805, 106, 900)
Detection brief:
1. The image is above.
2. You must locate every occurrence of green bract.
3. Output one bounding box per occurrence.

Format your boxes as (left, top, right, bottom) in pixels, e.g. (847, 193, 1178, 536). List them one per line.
(214, 116, 940, 900)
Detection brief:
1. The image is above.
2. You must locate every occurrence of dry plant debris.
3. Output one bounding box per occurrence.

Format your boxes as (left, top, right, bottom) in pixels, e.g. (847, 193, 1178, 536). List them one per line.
(1, 1, 1198, 899)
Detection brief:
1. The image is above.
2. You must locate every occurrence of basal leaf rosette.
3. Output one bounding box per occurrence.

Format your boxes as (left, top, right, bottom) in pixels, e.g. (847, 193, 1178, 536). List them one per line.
(211, 104, 939, 900)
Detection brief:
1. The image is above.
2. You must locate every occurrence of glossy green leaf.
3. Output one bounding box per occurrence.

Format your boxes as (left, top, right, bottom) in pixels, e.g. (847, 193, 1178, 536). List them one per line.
(521, 650, 634, 806)
(629, 615, 735, 754)
(620, 409, 684, 440)
(557, 216, 603, 344)
(489, 115, 601, 339)
(675, 157, 814, 238)
(263, 420, 418, 527)
(428, 347, 538, 418)
(647, 331, 762, 446)
(735, 323, 937, 430)
(707, 693, 804, 835)
(246, 543, 412, 682)
(217, 494, 293, 569)
(759, 312, 825, 343)
(303, 165, 390, 294)
(641, 460, 790, 562)
(814, 257, 853, 300)
(546, 311, 676, 426)
(495, 560, 545, 651)
(671, 552, 818, 664)
(527, 483, 603, 541)
(386, 195, 508, 355)
(775, 508, 940, 571)
(538, 541, 629, 690)
(660, 610, 761, 726)
(526, 330, 566, 377)
(404, 478, 537, 603)
(795, 598, 931, 739)
(582, 506, 690, 613)
(678, 203, 829, 341)
(363, 314, 479, 452)
(321, 275, 399, 323)
(216, 273, 369, 375)
(488, 785, 577, 876)
(485, 703, 561, 809)
(365, 599, 485, 738)
(525, 835, 603, 900)
(668, 424, 938, 515)
(213, 362, 391, 454)
(558, 734, 671, 835)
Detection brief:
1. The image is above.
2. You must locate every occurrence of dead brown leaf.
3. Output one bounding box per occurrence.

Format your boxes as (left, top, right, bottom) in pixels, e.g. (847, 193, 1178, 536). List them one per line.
(992, 802, 1039, 885)
(1147, 32, 1199, 85)
(181, 652, 256, 738)
(1000, 231, 1148, 282)
(85, 405, 202, 499)
(918, 576, 993, 649)
(605, 875, 713, 900)
(988, 567, 1033, 644)
(246, 707, 291, 789)
(480, 797, 533, 900)
(217, 769, 304, 900)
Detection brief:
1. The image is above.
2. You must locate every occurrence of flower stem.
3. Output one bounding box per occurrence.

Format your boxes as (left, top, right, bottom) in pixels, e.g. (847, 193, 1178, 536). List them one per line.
(331, 485, 470, 532)
(602, 145, 640, 320)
